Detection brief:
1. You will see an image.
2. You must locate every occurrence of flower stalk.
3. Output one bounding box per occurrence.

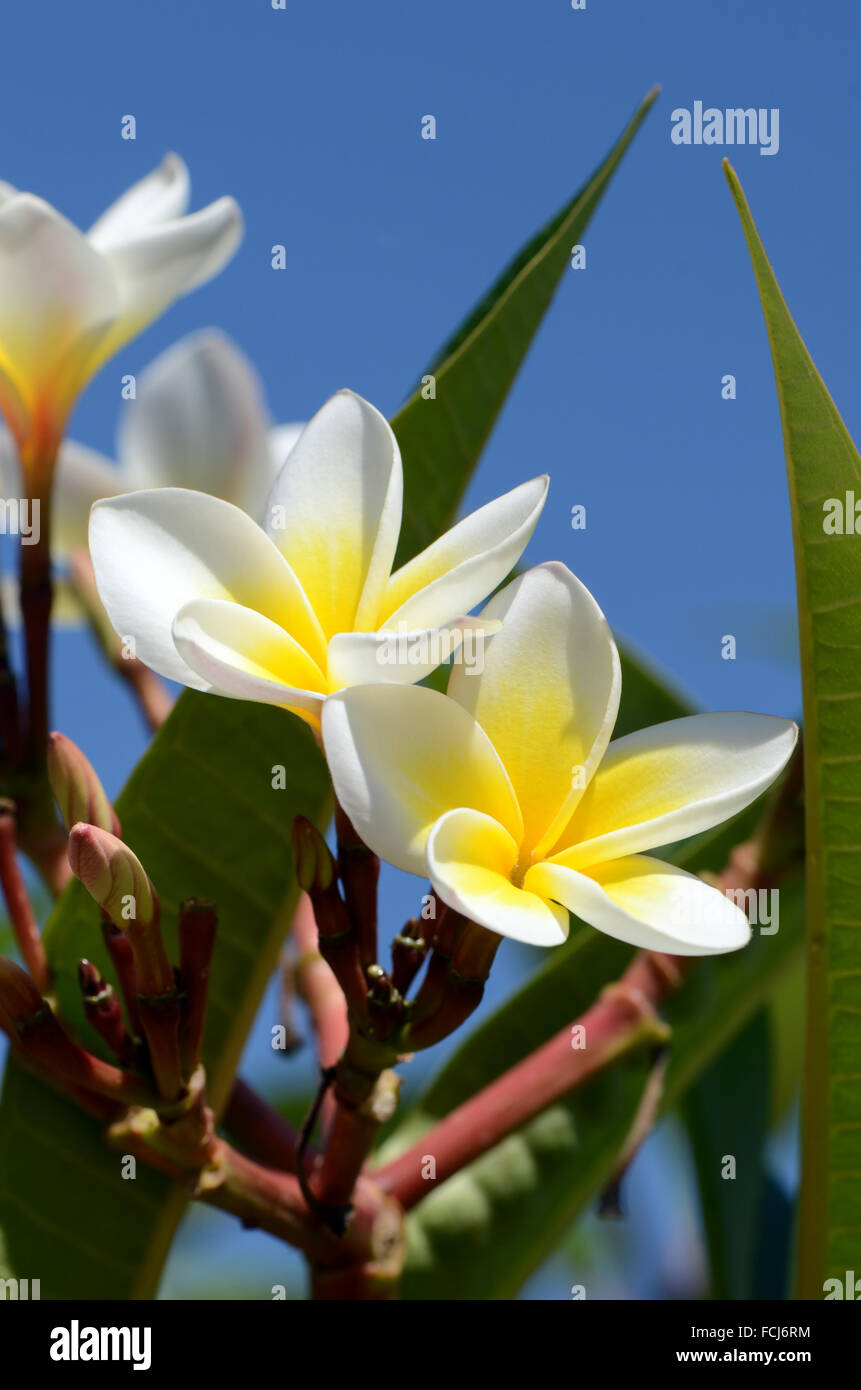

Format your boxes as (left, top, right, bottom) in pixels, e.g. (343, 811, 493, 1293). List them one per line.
(77, 959, 136, 1067)
(177, 897, 218, 1075)
(0, 800, 50, 991)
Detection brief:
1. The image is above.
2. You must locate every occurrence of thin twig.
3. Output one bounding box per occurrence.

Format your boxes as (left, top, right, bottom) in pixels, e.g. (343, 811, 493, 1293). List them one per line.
(0, 801, 50, 990)
(292, 891, 348, 1130)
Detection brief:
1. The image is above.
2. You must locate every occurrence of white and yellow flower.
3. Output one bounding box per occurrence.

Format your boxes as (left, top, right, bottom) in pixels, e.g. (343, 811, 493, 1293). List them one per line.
(0, 330, 302, 558)
(0, 154, 241, 472)
(89, 389, 548, 731)
(321, 562, 798, 953)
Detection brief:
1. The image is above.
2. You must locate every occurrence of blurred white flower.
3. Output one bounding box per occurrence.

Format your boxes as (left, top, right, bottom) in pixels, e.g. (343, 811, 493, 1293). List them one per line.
(0, 153, 242, 474)
(0, 330, 304, 559)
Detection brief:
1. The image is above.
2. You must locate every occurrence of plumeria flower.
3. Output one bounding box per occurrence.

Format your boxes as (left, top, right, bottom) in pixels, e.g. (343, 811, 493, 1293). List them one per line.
(0, 330, 303, 559)
(321, 562, 798, 954)
(89, 389, 548, 731)
(0, 154, 241, 475)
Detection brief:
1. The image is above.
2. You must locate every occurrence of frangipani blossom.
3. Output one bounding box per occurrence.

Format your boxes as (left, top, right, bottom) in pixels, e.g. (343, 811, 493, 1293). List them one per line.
(0, 331, 303, 558)
(321, 563, 798, 954)
(0, 154, 242, 472)
(89, 389, 548, 731)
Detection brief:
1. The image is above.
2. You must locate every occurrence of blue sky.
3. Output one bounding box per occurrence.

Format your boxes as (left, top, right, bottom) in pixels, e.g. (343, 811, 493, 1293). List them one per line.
(7, 0, 856, 777)
(1, 0, 854, 1296)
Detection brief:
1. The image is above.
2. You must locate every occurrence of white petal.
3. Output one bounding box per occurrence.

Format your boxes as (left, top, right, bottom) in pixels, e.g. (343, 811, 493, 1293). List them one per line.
(381, 476, 548, 630)
(525, 854, 751, 956)
(0, 195, 118, 411)
(326, 617, 499, 690)
(89, 487, 326, 687)
(119, 330, 272, 514)
(264, 391, 403, 639)
(94, 197, 243, 363)
(53, 440, 126, 556)
(427, 807, 569, 947)
(172, 598, 326, 727)
(267, 423, 305, 477)
(321, 683, 523, 876)
(449, 563, 621, 860)
(553, 712, 799, 868)
(87, 153, 191, 252)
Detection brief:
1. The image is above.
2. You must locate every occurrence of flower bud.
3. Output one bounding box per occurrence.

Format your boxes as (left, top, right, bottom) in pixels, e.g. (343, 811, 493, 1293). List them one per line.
(68, 824, 172, 1000)
(47, 732, 121, 837)
(68, 822, 155, 928)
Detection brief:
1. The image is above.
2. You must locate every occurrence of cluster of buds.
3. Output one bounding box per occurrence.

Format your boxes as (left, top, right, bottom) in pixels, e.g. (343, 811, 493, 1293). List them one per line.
(289, 804, 502, 1231)
(0, 732, 219, 1166)
(292, 808, 500, 1076)
(0, 733, 409, 1292)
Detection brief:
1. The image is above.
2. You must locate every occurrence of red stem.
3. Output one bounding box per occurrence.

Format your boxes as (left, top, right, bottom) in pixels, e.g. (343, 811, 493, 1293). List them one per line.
(376, 950, 684, 1210)
(0, 804, 50, 990)
(178, 898, 218, 1074)
(293, 892, 348, 1131)
(223, 1076, 306, 1172)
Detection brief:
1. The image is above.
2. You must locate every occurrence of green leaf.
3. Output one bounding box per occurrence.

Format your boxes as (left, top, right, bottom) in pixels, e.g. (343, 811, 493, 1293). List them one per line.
(0, 90, 660, 1300)
(682, 1011, 771, 1299)
(725, 161, 861, 1297)
(0, 697, 331, 1298)
(391, 87, 659, 565)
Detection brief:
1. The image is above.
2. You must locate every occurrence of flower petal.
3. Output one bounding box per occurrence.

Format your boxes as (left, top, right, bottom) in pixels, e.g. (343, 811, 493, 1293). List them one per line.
(379, 475, 549, 630)
(93, 196, 243, 366)
(268, 423, 304, 475)
(525, 854, 751, 955)
(448, 562, 621, 860)
(321, 683, 523, 876)
(53, 440, 126, 556)
(172, 598, 327, 728)
(119, 330, 272, 515)
(552, 712, 798, 868)
(87, 154, 191, 252)
(326, 617, 499, 691)
(0, 195, 118, 414)
(427, 807, 569, 947)
(89, 487, 327, 687)
(264, 391, 403, 639)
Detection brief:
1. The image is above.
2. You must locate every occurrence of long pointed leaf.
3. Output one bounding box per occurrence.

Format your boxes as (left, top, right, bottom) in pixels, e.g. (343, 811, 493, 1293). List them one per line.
(392, 87, 659, 563)
(725, 161, 861, 1299)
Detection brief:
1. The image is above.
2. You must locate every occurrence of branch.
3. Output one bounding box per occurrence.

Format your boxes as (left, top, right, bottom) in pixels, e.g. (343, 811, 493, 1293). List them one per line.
(292, 890, 348, 1132)
(0, 802, 50, 990)
(376, 952, 675, 1209)
(293, 890, 349, 1071)
(18, 486, 53, 768)
(223, 1076, 304, 1171)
